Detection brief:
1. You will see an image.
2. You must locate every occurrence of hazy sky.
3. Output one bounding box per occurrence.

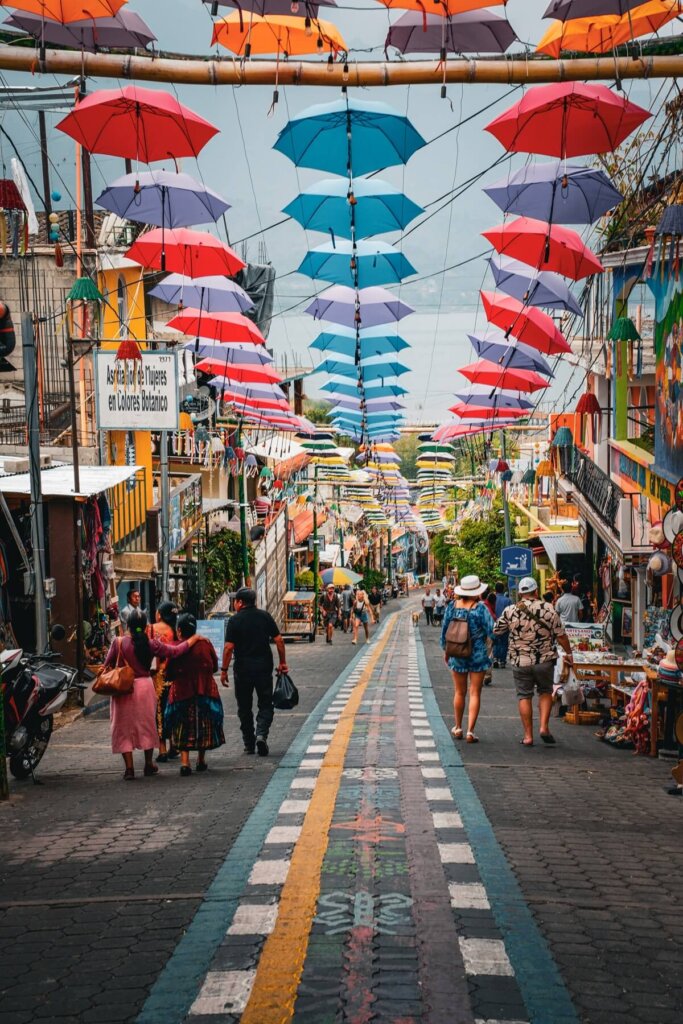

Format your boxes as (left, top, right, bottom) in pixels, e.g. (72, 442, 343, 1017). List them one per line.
(0, 0, 671, 424)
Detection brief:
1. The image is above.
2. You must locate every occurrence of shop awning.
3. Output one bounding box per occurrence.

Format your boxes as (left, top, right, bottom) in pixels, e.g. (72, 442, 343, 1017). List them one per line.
(538, 533, 584, 568)
(319, 543, 340, 567)
(291, 508, 327, 545)
(0, 464, 143, 499)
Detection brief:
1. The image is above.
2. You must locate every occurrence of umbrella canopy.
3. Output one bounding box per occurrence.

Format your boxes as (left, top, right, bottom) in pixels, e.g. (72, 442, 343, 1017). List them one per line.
(210, 379, 287, 400)
(220, 390, 290, 411)
(375, 0, 506, 12)
(126, 229, 245, 279)
(385, 10, 517, 55)
(168, 309, 265, 345)
(305, 285, 414, 328)
(453, 386, 534, 410)
(450, 402, 530, 419)
(274, 97, 426, 176)
(196, 360, 282, 384)
(283, 177, 423, 239)
(56, 85, 218, 161)
(487, 255, 583, 316)
(297, 240, 417, 287)
(321, 381, 407, 398)
(4, 9, 155, 47)
(212, 12, 347, 55)
(468, 331, 555, 376)
(96, 171, 229, 228)
(482, 217, 604, 281)
(544, 0, 657, 19)
(149, 274, 254, 314)
(483, 162, 622, 225)
(315, 359, 410, 380)
(333, 399, 404, 413)
(183, 342, 273, 365)
(481, 292, 572, 355)
(485, 82, 651, 158)
(320, 567, 363, 586)
(458, 359, 550, 393)
(2, 0, 126, 20)
(204, 0, 338, 12)
(310, 326, 410, 358)
(537, 1, 682, 57)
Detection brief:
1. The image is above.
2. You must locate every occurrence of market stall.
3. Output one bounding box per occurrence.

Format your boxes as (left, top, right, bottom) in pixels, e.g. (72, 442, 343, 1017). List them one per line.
(282, 591, 316, 643)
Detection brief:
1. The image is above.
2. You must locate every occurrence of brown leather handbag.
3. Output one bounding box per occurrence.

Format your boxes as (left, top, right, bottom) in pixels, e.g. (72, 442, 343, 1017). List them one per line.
(93, 639, 135, 697)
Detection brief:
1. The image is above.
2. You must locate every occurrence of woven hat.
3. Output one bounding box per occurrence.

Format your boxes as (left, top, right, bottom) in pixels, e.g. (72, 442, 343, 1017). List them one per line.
(453, 574, 487, 598)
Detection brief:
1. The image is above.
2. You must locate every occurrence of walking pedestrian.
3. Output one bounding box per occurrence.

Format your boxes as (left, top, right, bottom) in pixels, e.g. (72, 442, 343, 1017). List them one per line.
(148, 600, 179, 763)
(321, 584, 341, 644)
(340, 584, 354, 633)
(555, 580, 583, 625)
(163, 613, 225, 776)
(422, 587, 435, 626)
(220, 588, 288, 756)
(441, 575, 494, 744)
(369, 585, 382, 624)
(119, 587, 141, 628)
(102, 610, 198, 781)
(493, 577, 574, 747)
(492, 582, 512, 668)
(352, 586, 370, 645)
(434, 588, 446, 626)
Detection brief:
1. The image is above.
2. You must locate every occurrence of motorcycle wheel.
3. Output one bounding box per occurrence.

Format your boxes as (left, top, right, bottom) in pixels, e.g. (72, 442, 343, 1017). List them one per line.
(9, 714, 53, 780)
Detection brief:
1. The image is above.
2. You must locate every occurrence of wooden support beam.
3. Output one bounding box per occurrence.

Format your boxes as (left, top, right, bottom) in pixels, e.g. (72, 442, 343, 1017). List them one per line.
(0, 49, 681, 87)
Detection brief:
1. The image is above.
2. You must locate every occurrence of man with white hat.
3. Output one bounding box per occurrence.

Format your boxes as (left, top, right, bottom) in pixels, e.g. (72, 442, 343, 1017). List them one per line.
(493, 576, 573, 747)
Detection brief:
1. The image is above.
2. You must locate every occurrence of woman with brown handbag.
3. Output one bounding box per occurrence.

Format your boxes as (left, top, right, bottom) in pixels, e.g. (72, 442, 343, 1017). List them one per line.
(102, 609, 199, 781)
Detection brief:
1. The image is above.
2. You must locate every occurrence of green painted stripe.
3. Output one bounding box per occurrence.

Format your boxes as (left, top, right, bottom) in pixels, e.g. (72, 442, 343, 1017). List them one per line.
(415, 631, 579, 1024)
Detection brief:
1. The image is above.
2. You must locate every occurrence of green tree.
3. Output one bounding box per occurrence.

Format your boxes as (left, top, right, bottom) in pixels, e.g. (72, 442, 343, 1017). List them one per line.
(393, 434, 420, 480)
(303, 399, 333, 424)
(204, 529, 250, 608)
(430, 505, 506, 585)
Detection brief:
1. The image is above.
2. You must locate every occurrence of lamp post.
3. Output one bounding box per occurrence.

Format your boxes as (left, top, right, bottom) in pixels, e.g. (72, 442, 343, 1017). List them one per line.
(312, 462, 319, 633)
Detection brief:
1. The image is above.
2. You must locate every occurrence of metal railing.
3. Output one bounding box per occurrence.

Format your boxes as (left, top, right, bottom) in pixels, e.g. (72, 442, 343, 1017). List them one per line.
(110, 468, 149, 553)
(563, 446, 623, 538)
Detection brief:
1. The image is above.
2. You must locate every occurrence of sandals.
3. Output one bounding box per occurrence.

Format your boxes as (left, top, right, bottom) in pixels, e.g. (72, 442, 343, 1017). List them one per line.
(123, 768, 135, 781)
(180, 765, 192, 777)
(451, 727, 463, 741)
(195, 762, 208, 773)
(540, 732, 556, 745)
(143, 764, 159, 777)
(155, 753, 169, 763)
(466, 732, 479, 744)
(520, 739, 534, 747)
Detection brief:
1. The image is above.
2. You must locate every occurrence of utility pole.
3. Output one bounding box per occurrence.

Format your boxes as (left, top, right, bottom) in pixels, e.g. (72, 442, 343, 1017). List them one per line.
(22, 314, 48, 655)
(501, 431, 512, 549)
(37, 111, 52, 220)
(160, 427, 170, 599)
(312, 462, 319, 635)
(236, 421, 250, 586)
(336, 485, 345, 568)
(67, 339, 85, 690)
(387, 525, 393, 585)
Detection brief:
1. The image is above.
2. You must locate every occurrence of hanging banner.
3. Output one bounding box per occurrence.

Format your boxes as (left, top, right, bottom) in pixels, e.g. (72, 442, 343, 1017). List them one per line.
(95, 351, 179, 431)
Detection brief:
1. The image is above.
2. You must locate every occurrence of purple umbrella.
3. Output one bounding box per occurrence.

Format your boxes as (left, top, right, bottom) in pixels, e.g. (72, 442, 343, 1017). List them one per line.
(385, 11, 517, 57)
(468, 331, 555, 377)
(182, 342, 273, 365)
(208, 378, 287, 399)
(96, 171, 230, 229)
(305, 285, 414, 328)
(150, 274, 254, 314)
(487, 255, 583, 316)
(331, 399, 405, 412)
(203, 0, 336, 13)
(4, 10, 156, 50)
(483, 162, 622, 225)
(544, 0, 645, 20)
(454, 388, 534, 410)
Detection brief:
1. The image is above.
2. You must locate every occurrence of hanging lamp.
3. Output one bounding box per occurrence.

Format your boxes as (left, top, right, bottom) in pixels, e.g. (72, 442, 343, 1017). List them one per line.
(575, 390, 602, 444)
(608, 316, 642, 376)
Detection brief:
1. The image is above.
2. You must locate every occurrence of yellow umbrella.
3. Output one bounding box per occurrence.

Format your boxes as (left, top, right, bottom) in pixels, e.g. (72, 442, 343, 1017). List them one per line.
(537, 0, 682, 58)
(212, 12, 347, 57)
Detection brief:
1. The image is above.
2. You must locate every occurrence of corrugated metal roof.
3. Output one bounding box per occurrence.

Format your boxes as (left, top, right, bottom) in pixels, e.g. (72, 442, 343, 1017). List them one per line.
(0, 464, 142, 499)
(539, 533, 584, 568)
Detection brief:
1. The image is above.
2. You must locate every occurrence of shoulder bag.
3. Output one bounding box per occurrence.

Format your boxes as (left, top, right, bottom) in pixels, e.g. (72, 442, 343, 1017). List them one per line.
(93, 639, 135, 697)
(445, 610, 472, 660)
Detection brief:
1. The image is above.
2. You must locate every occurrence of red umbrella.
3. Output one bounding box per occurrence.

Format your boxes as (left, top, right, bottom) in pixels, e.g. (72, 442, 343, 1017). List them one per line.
(56, 85, 218, 161)
(449, 403, 529, 420)
(195, 360, 282, 384)
(221, 390, 290, 411)
(167, 309, 265, 345)
(126, 229, 245, 279)
(481, 292, 572, 355)
(459, 359, 550, 393)
(485, 83, 651, 158)
(483, 218, 604, 281)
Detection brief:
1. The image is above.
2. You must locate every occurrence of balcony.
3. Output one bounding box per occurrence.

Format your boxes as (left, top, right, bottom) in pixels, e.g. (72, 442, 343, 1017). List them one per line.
(561, 446, 623, 539)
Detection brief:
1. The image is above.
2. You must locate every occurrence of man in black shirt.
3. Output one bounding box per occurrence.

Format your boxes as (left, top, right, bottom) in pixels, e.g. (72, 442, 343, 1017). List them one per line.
(368, 585, 382, 624)
(321, 584, 340, 644)
(221, 588, 288, 756)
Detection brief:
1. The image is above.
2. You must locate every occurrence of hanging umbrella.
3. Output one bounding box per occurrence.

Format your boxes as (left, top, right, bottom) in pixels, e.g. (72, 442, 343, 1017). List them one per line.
(1, 0, 126, 19)
(220, 390, 290, 411)
(96, 171, 230, 228)
(182, 342, 273, 365)
(544, 0, 660, 19)
(487, 255, 583, 316)
(168, 309, 265, 345)
(468, 331, 555, 376)
(196, 360, 282, 384)
(126, 229, 245, 279)
(483, 162, 622, 225)
(149, 274, 254, 314)
(458, 359, 550, 393)
(212, 12, 347, 55)
(310, 326, 410, 358)
(305, 285, 414, 327)
(210, 379, 287, 400)
(283, 177, 423, 239)
(385, 10, 517, 55)
(297, 240, 417, 287)
(375, 0, 506, 12)
(315, 359, 410, 380)
(3, 8, 156, 48)
(274, 97, 426, 176)
(481, 292, 572, 355)
(485, 82, 651, 158)
(449, 402, 530, 420)
(482, 218, 604, 281)
(453, 387, 534, 410)
(204, 0, 338, 12)
(56, 85, 218, 161)
(537, 2, 683, 57)
(321, 381, 407, 398)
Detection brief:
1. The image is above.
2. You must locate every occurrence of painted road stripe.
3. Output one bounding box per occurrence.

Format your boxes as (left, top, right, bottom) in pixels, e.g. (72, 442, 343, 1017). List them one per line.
(459, 937, 514, 976)
(228, 904, 278, 936)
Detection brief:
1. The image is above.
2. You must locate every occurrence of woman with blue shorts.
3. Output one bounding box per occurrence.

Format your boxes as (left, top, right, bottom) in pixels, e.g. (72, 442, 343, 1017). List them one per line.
(352, 588, 370, 645)
(441, 575, 494, 744)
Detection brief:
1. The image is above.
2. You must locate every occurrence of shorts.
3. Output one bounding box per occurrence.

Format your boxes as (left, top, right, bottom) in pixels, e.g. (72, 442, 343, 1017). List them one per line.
(354, 610, 369, 624)
(513, 662, 555, 699)
(324, 613, 338, 627)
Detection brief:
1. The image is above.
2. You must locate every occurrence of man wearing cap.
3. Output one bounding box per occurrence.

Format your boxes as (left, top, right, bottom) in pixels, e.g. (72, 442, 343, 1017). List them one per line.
(493, 576, 573, 746)
(321, 585, 341, 644)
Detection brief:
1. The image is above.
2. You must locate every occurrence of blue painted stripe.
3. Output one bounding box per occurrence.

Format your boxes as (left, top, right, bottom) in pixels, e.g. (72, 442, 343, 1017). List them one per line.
(137, 626, 389, 1024)
(415, 631, 579, 1024)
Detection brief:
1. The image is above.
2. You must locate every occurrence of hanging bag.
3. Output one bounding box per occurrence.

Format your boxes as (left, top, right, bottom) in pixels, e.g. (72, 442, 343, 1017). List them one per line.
(273, 670, 299, 710)
(93, 639, 135, 697)
(445, 610, 472, 660)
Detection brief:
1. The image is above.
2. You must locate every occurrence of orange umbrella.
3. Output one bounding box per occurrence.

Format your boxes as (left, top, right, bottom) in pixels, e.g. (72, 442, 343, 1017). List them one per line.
(373, 0, 504, 14)
(537, 0, 682, 57)
(1, 0, 126, 21)
(212, 12, 347, 56)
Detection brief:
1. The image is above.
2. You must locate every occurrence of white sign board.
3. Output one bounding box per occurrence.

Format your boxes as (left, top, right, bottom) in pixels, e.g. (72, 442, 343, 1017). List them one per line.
(95, 352, 179, 431)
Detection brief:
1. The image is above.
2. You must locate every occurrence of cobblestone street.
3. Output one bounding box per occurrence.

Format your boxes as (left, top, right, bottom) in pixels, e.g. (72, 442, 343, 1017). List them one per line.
(1, 600, 681, 1024)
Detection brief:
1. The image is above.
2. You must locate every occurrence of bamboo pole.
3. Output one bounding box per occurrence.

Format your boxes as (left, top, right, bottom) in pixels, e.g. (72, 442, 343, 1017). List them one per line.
(1, 48, 683, 86)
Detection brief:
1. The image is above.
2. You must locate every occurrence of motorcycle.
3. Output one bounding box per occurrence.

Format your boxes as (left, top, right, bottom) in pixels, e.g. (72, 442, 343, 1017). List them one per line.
(1, 625, 82, 780)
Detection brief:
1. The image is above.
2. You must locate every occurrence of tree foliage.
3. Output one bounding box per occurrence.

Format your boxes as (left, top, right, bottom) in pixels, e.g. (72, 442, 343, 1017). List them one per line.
(393, 434, 420, 480)
(303, 399, 332, 424)
(204, 529, 249, 609)
(430, 505, 506, 585)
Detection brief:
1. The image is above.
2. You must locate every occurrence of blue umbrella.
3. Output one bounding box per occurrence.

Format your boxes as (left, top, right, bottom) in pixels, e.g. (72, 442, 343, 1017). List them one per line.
(274, 97, 426, 176)
(96, 170, 230, 228)
(321, 381, 408, 398)
(149, 274, 254, 314)
(467, 332, 555, 377)
(283, 177, 423, 239)
(454, 388, 534, 410)
(483, 162, 622, 226)
(297, 240, 417, 288)
(314, 359, 410, 380)
(487, 255, 583, 317)
(310, 326, 410, 359)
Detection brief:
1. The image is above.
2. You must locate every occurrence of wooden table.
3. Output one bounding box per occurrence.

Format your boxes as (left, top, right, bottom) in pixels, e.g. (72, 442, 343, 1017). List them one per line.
(565, 656, 648, 728)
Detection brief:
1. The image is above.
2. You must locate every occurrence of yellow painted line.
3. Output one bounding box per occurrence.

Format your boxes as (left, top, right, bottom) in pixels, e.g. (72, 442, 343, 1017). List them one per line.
(240, 617, 398, 1024)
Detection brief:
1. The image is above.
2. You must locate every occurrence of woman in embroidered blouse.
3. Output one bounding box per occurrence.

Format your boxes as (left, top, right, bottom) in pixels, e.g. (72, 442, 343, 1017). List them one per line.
(441, 575, 494, 744)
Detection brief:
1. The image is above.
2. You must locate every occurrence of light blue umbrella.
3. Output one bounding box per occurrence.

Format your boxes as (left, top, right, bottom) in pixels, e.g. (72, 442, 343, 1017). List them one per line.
(467, 332, 554, 377)
(487, 255, 583, 317)
(321, 381, 407, 398)
(314, 359, 410, 381)
(149, 274, 254, 314)
(274, 97, 426, 176)
(311, 326, 410, 359)
(297, 240, 417, 288)
(283, 177, 423, 239)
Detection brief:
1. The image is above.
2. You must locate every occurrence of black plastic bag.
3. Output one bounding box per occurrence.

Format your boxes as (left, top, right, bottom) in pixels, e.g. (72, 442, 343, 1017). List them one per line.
(273, 670, 299, 710)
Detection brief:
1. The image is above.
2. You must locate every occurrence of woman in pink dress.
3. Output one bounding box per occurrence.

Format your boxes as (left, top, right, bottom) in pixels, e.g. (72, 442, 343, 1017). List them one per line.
(102, 609, 199, 781)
